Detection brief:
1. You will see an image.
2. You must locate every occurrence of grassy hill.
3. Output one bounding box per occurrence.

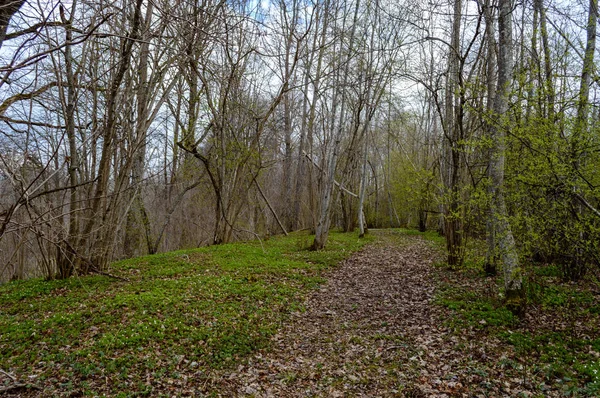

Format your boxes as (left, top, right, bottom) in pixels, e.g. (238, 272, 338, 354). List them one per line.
(0, 231, 373, 396)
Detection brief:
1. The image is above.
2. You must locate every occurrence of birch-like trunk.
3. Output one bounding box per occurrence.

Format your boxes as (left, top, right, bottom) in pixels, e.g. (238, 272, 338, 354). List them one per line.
(357, 135, 369, 238)
(489, 0, 524, 315)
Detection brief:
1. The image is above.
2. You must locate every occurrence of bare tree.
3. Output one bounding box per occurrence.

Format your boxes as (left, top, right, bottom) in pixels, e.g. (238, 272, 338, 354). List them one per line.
(312, 0, 362, 250)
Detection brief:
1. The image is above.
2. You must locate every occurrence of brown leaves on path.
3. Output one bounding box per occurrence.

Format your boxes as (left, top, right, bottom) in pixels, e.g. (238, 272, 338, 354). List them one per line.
(204, 231, 474, 397)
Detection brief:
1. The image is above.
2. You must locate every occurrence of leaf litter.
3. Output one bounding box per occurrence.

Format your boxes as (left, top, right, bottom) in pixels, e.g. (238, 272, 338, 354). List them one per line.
(202, 232, 465, 397)
(3, 230, 596, 396)
(202, 231, 596, 397)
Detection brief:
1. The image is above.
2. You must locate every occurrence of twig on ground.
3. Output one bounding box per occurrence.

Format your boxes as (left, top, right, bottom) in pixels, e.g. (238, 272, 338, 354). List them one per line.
(90, 268, 130, 282)
(0, 369, 17, 381)
(0, 383, 42, 393)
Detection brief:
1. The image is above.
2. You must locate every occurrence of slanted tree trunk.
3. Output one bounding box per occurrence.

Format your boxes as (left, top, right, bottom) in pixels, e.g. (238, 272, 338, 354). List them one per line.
(566, 0, 597, 280)
(573, 0, 597, 150)
(488, 0, 524, 316)
(0, 0, 25, 49)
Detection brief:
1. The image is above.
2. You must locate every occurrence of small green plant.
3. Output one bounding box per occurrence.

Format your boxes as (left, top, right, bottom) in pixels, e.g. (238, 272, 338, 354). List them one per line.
(435, 285, 517, 329)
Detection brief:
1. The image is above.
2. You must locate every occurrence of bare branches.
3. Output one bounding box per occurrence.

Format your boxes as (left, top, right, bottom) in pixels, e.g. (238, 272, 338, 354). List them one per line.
(4, 21, 65, 41)
(0, 81, 57, 116)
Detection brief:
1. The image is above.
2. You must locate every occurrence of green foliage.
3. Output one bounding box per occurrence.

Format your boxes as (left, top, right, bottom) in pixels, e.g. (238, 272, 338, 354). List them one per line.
(395, 228, 445, 246)
(388, 149, 438, 229)
(532, 264, 562, 278)
(436, 249, 600, 395)
(0, 231, 372, 396)
(506, 114, 600, 281)
(501, 331, 600, 395)
(525, 264, 596, 312)
(436, 285, 517, 329)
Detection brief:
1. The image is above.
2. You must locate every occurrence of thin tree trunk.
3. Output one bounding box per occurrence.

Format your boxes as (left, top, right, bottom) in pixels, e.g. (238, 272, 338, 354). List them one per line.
(489, 0, 524, 316)
(534, 0, 556, 121)
(79, 0, 144, 271)
(484, 0, 498, 276)
(443, 0, 464, 267)
(282, 23, 294, 231)
(575, 0, 597, 147)
(358, 132, 369, 238)
(526, 2, 539, 122)
(54, 2, 80, 279)
(313, 0, 361, 250)
(293, 3, 322, 231)
(307, 0, 330, 234)
(567, 0, 597, 280)
(124, 2, 154, 257)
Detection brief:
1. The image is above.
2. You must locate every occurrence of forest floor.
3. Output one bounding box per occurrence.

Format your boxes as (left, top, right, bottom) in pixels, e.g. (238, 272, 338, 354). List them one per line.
(1, 230, 599, 397)
(203, 231, 600, 397)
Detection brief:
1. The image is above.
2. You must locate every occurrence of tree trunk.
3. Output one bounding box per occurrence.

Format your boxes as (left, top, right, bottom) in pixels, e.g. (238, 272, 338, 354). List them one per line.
(534, 0, 556, 121)
(484, 0, 498, 276)
(566, 0, 597, 280)
(0, 0, 25, 50)
(443, 0, 464, 267)
(124, 2, 154, 257)
(313, 0, 361, 250)
(56, 2, 79, 279)
(282, 15, 295, 231)
(358, 133, 369, 238)
(79, 0, 145, 271)
(489, 0, 524, 316)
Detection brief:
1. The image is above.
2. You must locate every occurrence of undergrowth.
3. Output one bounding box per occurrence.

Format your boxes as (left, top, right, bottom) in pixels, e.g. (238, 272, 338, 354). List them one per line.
(425, 230, 600, 396)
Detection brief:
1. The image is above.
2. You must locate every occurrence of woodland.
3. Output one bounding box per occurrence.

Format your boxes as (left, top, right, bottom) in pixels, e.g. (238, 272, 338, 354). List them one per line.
(0, 0, 600, 395)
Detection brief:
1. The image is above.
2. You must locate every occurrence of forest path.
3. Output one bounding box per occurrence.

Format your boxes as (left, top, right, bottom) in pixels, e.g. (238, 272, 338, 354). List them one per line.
(205, 230, 468, 397)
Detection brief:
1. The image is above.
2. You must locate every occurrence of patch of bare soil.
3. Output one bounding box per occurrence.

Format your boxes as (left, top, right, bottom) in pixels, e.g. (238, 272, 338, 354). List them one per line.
(202, 231, 478, 397)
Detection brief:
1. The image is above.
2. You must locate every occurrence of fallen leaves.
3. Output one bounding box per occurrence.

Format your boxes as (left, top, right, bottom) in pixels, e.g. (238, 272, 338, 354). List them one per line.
(4, 230, 597, 396)
(203, 232, 456, 396)
(201, 231, 597, 397)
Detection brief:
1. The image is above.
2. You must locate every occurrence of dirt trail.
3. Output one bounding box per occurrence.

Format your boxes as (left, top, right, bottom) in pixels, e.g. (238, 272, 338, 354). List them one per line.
(205, 231, 469, 397)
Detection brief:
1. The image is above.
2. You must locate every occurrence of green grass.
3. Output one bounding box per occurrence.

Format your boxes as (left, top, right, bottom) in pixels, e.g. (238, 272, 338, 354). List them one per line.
(394, 228, 446, 246)
(499, 330, 600, 395)
(0, 230, 372, 396)
(436, 275, 600, 394)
